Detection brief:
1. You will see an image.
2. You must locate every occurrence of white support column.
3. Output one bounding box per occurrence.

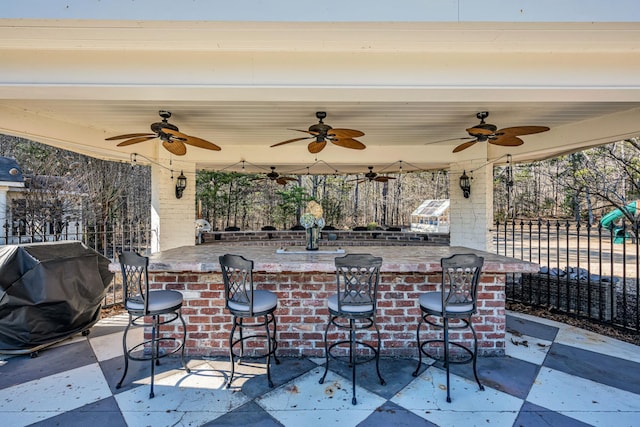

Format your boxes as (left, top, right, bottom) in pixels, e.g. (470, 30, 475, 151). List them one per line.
(150, 159, 196, 253)
(449, 159, 494, 252)
(0, 187, 7, 243)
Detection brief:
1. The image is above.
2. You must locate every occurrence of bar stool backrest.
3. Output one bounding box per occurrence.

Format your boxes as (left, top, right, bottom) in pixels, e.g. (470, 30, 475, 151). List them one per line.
(334, 253, 383, 314)
(219, 254, 256, 315)
(440, 253, 484, 315)
(119, 251, 151, 314)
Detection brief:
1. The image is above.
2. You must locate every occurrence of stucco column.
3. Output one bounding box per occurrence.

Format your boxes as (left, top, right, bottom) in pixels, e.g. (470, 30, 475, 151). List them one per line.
(150, 159, 196, 253)
(449, 159, 494, 252)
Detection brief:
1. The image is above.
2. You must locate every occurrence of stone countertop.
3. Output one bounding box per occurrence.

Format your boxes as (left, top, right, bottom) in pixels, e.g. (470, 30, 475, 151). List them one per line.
(144, 244, 539, 274)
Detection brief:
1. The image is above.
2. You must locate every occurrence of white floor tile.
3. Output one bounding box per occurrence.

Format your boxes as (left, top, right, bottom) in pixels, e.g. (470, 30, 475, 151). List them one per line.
(506, 330, 552, 365)
(555, 326, 640, 363)
(95, 313, 130, 327)
(0, 363, 111, 427)
(256, 367, 386, 427)
(89, 328, 140, 362)
(202, 358, 274, 389)
(527, 367, 640, 427)
(391, 366, 523, 427)
(115, 360, 249, 426)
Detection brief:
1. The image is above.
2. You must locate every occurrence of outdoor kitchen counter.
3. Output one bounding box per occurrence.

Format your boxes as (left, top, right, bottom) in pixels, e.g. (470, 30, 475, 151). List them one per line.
(138, 244, 538, 358)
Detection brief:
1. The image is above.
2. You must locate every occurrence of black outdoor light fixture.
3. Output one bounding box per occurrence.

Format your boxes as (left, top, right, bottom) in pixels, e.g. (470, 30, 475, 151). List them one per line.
(459, 170, 471, 198)
(175, 171, 187, 199)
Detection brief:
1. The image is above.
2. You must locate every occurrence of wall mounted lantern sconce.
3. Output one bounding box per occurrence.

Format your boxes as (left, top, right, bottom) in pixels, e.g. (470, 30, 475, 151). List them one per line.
(175, 171, 187, 199)
(459, 170, 471, 198)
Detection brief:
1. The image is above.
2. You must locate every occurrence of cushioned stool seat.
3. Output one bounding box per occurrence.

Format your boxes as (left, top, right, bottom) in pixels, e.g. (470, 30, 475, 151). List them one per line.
(219, 254, 280, 388)
(413, 253, 485, 403)
(117, 251, 190, 399)
(319, 253, 386, 405)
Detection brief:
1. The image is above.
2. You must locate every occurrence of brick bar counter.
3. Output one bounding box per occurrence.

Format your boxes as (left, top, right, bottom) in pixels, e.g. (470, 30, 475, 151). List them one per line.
(140, 244, 538, 358)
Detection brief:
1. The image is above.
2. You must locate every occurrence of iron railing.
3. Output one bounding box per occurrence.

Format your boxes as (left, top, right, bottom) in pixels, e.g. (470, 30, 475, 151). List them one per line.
(496, 219, 639, 333)
(2, 218, 152, 308)
(2, 218, 152, 259)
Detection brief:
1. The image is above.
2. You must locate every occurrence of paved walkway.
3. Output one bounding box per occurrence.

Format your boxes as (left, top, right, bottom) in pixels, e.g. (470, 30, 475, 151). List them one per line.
(1, 311, 639, 426)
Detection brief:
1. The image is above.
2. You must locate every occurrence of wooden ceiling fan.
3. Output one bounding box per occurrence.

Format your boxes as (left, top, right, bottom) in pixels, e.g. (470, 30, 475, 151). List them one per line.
(106, 110, 221, 156)
(354, 166, 396, 183)
(427, 111, 550, 153)
(255, 167, 297, 186)
(271, 111, 365, 154)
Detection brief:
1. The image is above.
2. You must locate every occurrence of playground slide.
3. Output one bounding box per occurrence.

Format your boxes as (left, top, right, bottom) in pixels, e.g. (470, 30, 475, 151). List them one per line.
(600, 200, 638, 243)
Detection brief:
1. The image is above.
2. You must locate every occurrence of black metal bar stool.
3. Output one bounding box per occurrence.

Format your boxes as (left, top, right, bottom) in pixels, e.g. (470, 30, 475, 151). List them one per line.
(219, 254, 280, 388)
(413, 253, 485, 402)
(116, 251, 190, 398)
(319, 253, 386, 405)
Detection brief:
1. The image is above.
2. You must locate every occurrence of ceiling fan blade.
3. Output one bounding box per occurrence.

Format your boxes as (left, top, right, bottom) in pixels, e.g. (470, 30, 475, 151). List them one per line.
(116, 136, 157, 146)
(308, 140, 327, 153)
(453, 139, 479, 153)
(329, 128, 365, 138)
(275, 177, 297, 185)
(465, 126, 494, 136)
(490, 135, 524, 147)
(496, 126, 550, 136)
(425, 136, 474, 145)
(374, 176, 396, 182)
(163, 129, 221, 151)
(270, 137, 312, 148)
(162, 140, 187, 156)
(288, 128, 318, 135)
(331, 138, 366, 150)
(106, 133, 154, 141)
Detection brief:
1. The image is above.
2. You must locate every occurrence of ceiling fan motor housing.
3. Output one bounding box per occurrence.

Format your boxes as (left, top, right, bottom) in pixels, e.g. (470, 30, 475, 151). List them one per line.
(467, 111, 497, 139)
(308, 122, 332, 135)
(267, 167, 279, 179)
(150, 110, 179, 136)
(151, 121, 179, 134)
(365, 166, 377, 179)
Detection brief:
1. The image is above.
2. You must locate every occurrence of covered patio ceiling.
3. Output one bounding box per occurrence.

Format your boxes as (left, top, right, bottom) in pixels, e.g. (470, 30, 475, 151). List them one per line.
(1, 19, 640, 175)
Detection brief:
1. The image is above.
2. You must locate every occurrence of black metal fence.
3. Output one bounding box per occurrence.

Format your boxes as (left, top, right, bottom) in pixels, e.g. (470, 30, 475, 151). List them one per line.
(2, 218, 152, 308)
(495, 219, 640, 333)
(2, 218, 152, 259)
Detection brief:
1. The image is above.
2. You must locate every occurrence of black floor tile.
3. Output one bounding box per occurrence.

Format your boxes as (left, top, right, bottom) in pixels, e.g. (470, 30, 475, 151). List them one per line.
(322, 357, 422, 400)
(358, 400, 438, 427)
(476, 355, 540, 399)
(28, 396, 128, 427)
(203, 401, 284, 427)
(506, 315, 559, 342)
(544, 342, 640, 395)
(0, 340, 97, 389)
(238, 357, 318, 399)
(513, 401, 593, 427)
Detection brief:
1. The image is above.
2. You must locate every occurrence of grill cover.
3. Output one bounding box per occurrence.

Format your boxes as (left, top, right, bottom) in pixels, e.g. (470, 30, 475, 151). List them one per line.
(0, 241, 114, 352)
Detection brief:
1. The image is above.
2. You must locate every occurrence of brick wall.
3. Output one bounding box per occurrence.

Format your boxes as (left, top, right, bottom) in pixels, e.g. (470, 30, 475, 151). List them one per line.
(150, 269, 506, 358)
(201, 230, 450, 246)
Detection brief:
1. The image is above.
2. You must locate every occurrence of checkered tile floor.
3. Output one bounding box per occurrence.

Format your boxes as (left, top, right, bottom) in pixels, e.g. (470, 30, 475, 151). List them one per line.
(1, 311, 639, 427)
